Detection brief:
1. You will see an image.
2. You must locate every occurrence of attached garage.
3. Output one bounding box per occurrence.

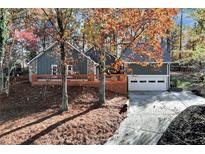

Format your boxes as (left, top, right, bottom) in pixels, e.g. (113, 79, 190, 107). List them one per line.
(128, 75, 169, 91)
(122, 46, 171, 92)
(126, 63, 170, 91)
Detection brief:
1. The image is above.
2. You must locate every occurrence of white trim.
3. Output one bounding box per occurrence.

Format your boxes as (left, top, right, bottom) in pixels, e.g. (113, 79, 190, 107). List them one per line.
(67, 65, 73, 72)
(84, 46, 117, 59)
(27, 42, 58, 65)
(124, 61, 172, 64)
(67, 65, 74, 78)
(94, 65, 96, 75)
(29, 65, 32, 82)
(51, 64, 58, 75)
(105, 50, 117, 59)
(36, 60, 38, 75)
(84, 47, 94, 54)
(65, 41, 98, 66)
(28, 53, 44, 65)
(28, 41, 98, 66)
(128, 74, 169, 91)
(167, 63, 168, 89)
(127, 75, 170, 77)
(168, 63, 171, 88)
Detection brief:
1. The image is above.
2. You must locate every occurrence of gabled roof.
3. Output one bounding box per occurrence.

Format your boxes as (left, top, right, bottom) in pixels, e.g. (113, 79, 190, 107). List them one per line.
(84, 47, 117, 65)
(65, 42, 98, 65)
(121, 41, 171, 63)
(27, 42, 58, 65)
(27, 41, 98, 65)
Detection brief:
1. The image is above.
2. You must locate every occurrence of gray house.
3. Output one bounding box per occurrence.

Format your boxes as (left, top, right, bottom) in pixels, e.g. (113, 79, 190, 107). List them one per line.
(121, 42, 171, 91)
(84, 47, 118, 75)
(28, 40, 171, 92)
(84, 47, 116, 65)
(28, 41, 98, 83)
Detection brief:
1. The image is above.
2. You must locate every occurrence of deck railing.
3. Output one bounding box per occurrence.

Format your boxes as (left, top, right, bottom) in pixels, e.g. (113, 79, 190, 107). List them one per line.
(31, 73, 127, 95)
(35, 74, 95, 80)
(32, 73, 126, 82)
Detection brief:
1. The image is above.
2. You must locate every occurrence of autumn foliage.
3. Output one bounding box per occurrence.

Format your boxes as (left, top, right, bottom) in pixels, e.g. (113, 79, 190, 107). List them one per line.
(83, 9, 178, 66)
(1, 8, 178, 109)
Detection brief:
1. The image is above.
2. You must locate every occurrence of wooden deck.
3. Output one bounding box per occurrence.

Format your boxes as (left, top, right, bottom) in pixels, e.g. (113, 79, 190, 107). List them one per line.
(31, 74, 128, 95)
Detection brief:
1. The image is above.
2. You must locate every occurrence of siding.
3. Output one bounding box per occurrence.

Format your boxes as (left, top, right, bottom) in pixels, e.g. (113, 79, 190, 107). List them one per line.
(121, 41, 171, 63)
(37, 52, 58, 74)
(37, 49, 88, 75)
(127, 63, 168, 75)
(0, 77, 2, 89)
(85, 48, 116, 65)
(71, 50, 88, 74)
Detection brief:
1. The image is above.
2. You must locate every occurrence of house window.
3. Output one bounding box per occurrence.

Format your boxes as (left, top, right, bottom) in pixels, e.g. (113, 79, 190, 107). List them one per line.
(131, 80, 138, 83)
(67, 65, 73, 72)
(158, 80, 165, 83)
(140, 80, 147, 83)
(51, 65, 58, 75)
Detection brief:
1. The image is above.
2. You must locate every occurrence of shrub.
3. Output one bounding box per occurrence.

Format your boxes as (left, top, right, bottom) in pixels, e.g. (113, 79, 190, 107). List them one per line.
(171, 77, 178, 87)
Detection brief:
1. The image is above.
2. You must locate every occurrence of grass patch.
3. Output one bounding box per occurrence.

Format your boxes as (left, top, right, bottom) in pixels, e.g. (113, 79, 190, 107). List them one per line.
(171, 75, 204, 90)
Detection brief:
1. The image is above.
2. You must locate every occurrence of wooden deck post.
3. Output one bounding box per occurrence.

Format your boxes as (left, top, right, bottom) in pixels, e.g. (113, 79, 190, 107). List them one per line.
(32, 74, 37, 82)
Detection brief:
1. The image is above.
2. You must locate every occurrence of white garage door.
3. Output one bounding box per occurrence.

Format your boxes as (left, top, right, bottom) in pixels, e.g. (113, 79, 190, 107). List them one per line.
(128, 75, 168, 91)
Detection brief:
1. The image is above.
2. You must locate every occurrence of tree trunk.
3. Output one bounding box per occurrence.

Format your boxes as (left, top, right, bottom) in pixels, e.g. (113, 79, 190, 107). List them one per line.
(0, 9, 9, 94)
(179, 8, 183, 59)
(60, 43, 69, 112)
(5, 65, 15, 96)
(56, 9, 69, 112)
(166, 30, 170, 53)
(61, 63, 68, 111)
(0, 60, 4, 93)
(99, 50, 105, 106)
(5, 72, 10, 96)
(0, 17, 4, 93)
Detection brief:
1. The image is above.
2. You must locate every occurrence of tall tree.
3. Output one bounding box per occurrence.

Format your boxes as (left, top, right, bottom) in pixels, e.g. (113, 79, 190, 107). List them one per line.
(182, 9, 205, 64)
(0, 9, 10, 93)
(0, 9, 38, 95)
(179, 8, 184, 59)
(189, 9, 205, 48)
(26, 9, 80, 112)
(83, 8, 178, 106)
(179, 8, 183, 51)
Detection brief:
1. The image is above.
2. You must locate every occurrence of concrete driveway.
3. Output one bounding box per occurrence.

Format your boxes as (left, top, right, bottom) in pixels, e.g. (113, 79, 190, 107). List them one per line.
(106, 91, 205, 145)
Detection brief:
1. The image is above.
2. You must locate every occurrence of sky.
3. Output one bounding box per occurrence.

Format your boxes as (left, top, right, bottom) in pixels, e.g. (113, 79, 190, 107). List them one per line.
(175, 8, 196, 27)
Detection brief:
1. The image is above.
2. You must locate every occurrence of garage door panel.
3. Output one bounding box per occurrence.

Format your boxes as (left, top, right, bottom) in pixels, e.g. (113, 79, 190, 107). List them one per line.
(128, 75, 168, 91)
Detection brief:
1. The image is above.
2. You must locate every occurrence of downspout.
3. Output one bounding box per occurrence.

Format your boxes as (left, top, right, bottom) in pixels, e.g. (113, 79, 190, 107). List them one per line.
(169, 63, 171, 88)
(167, 63, 168, 90)
(168, 63, 170, 89)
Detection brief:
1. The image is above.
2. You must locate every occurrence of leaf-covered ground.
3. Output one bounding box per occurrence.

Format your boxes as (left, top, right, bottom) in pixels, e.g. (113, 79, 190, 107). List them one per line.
(0, 82, 127, 145)
(157, 105, 205, 145)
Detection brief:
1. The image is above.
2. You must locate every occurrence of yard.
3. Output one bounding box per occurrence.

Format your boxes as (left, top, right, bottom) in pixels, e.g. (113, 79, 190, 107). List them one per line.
(105, 70, 205, 145)
(0, 79, 127, 145)
(158, 104, 205, 145)
(106, 91, 205, 145)
(1, 7, 205, 146)
(171, 71, 205, 91)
